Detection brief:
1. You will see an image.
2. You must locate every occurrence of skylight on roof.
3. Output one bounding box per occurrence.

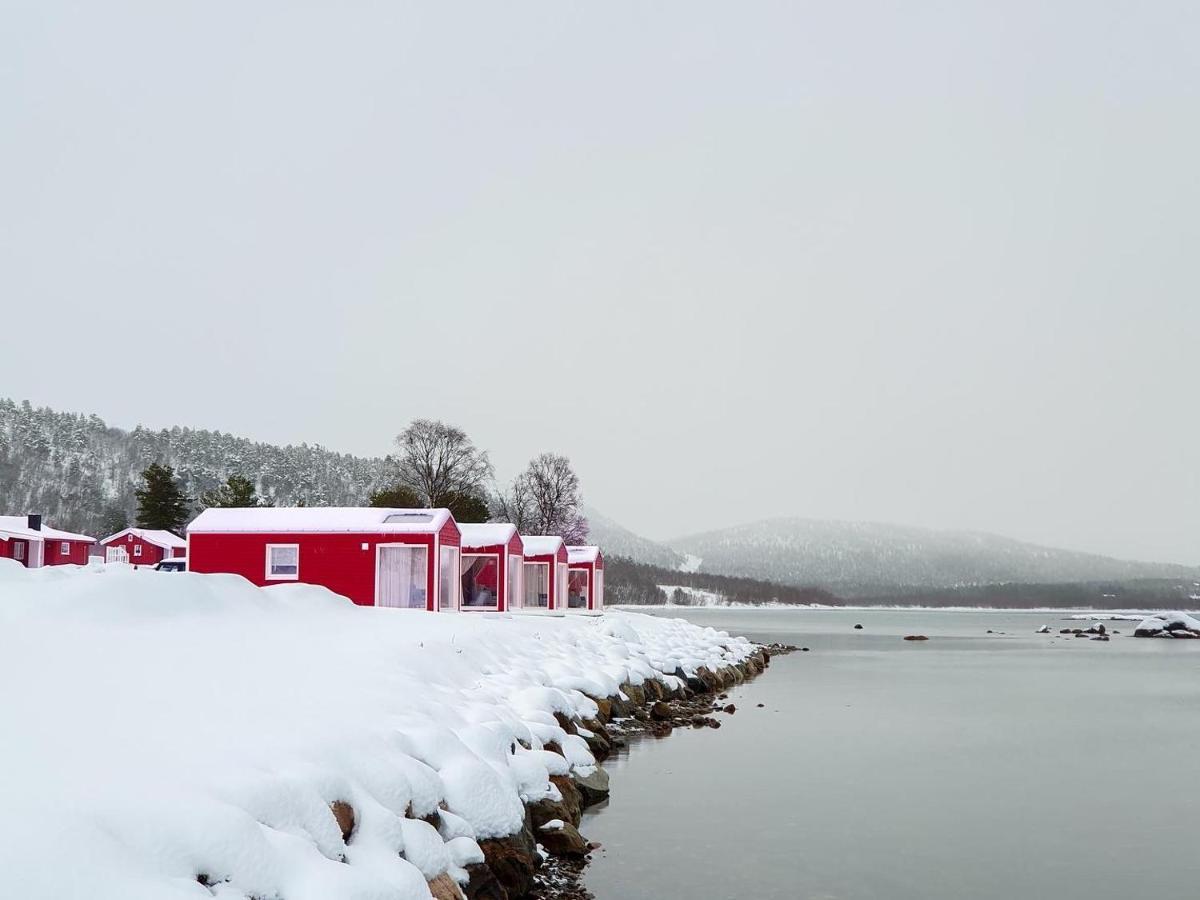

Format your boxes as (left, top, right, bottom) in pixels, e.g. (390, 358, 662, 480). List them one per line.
(383, 513, 436, 525)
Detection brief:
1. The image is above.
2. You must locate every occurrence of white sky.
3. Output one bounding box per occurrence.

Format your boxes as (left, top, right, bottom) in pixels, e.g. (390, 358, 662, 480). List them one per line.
(2, 1, 1197, 564)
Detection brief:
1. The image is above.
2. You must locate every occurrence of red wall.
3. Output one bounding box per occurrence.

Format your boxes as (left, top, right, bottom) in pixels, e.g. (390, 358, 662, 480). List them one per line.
(102, 534, 170, 565)
(188, 531, 439, 608)
(43, 538, 94, 566)
(0, 539, 29, 565)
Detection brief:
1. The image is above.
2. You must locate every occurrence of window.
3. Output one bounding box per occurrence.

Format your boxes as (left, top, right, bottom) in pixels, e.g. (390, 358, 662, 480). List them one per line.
(507, 553, 522, 609)
(523, 562, 549, 608)
(383, 512, 436, 525)
(439, 546, 459, 610)
(377, 545, 428, 608)
(567, 569, 589, 609)
(133, 544, 143, 557)
(461, 554, 500, 608)
(556, 563, 568, 611)
(595, 569, 604, 610)
(13, 542, 25, 562)
(60, 542, 70, 554)
(265, 544, 299, 580)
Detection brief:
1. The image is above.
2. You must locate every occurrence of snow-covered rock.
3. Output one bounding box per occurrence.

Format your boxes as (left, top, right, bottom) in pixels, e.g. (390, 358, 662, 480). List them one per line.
(0, 560, 754, 899)
(1133, 611, 1200, 638)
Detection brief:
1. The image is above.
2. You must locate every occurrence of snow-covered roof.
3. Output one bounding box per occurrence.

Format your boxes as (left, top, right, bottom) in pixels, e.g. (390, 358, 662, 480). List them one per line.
(567, 545, 602, 564)
(0, 516, 95, 543)
(458, 523, 519, 551)
(187, 507, 453, 535)
(521, 535, 565, 557)
(101, 528, 187, 550)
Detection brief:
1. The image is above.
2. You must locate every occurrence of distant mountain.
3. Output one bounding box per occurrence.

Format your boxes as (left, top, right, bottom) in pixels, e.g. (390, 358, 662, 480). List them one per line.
(0, 398, 389, 536)
(582, 505, 684, 569)
(667, 517, 1200, 598)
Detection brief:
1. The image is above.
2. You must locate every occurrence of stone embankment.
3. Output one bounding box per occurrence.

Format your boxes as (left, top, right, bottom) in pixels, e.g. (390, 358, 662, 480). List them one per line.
(433, 643, 792, 900)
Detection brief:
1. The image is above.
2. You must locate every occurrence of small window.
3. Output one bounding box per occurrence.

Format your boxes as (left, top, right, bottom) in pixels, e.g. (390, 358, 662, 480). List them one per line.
(13, 542, 25, 561)
(133, 545, 143, 557)
(266, 544, 299, 580)
(60, 542, 70, 554)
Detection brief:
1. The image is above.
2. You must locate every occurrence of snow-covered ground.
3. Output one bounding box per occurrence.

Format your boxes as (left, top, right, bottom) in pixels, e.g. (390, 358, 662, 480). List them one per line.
(0, 560, 754, 900)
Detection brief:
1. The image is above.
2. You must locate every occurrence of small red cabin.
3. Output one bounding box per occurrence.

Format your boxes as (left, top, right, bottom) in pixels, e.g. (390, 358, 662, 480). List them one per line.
(458, 523, 524, 612)
(187, 507, 463, 611)
(567, 545, 605, 612)
(519, 535, 569, 612)
(0, 515, 95, 568)
(100, 528, 187, 565)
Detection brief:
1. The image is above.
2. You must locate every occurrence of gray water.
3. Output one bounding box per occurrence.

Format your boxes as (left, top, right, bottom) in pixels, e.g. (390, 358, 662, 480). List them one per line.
(583, 608, 1200, 900)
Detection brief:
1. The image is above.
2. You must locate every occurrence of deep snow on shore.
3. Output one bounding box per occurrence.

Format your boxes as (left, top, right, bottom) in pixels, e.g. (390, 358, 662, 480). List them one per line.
(0, 560, 755, 900)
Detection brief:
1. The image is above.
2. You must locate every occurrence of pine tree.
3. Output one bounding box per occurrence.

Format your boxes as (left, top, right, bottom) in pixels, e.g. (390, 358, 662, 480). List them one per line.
(445, 490, 491, 523)
(199, 474, 269, 509)
(135, 463, 192, 533)
(368, 484, 424, 508)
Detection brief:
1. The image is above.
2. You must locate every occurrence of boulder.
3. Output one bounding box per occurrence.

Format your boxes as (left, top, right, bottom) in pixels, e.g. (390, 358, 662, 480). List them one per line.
(548, 774, 583, 825)
(621, 682, 647, 706)
(591, 697, 613, 721)
(428, 873, 466, 900)
(537, 820, 589, 858)
(853, 624, 864, 630)
(650, 701, 673, 721)
(478, 812, 539, 900)
(573, 767, 611, 809)
(552, 711, 578, 735)
(462, 863, 506, 900)
(1036, 625, 1051, 634)
(528, 794, 578, 831)
(902, 635, 929, 641)
(329, 800, 355, 842)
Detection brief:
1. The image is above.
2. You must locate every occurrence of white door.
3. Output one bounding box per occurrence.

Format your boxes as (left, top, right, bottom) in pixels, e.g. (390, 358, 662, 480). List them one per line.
(106, 545, 129, 564)
(377, 546, 428, 609)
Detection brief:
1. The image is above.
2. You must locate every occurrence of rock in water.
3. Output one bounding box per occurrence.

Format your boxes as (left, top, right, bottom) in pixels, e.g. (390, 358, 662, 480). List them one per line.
(573, 767, 611, 809)
(854, 624, 864, 630)
(537, 820, 590, 858)
(903, 635, 929, 641)
(1036, 625, 1051, 634)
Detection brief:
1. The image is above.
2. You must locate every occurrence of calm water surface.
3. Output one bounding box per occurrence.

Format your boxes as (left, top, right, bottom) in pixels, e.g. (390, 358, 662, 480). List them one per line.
(583, 608, 1200, 900)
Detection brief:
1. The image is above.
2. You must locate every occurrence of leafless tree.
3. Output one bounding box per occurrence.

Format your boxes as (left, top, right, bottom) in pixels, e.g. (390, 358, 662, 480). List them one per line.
(491, 475, 536, 532)
(390, 419, 493, 508)
(503, 452, 589, 543)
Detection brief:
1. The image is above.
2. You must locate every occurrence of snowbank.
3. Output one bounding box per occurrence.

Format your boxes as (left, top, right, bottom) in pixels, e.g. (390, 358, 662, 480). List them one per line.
(0, 560, 754, 899)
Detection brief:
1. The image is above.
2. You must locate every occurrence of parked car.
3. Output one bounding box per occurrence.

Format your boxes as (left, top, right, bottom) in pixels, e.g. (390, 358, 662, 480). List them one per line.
(154, 557, 187, 572)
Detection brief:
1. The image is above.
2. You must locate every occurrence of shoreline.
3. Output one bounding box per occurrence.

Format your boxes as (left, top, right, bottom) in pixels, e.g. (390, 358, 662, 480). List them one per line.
(620, 604, 1180, 615)
(506, 643, 795, 900)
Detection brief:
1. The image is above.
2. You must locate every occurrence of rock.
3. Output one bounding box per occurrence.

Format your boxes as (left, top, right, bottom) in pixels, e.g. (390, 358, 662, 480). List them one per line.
(723, 704, 736, 714)
(685, 673, 707, 693)
(643, 679, 665, 701)
(650, 701, 673, 721)
(902, 635, 929, 641)
(1091, 635, 1110, 641)
(478, 810, 538, 899)
(428, 873, 466, 900)
(542, 740, 564, 758)
(1059, 628, 1073, 634)
(591, 697, 613, 721)
(552, 711, 578, 735)
(801, 647, 810, 652)
(622, 682, 647, 706)
(1036, 625, 1051, 634)
(528, 795, 578, 832)
(330, 800, 355, 842)
(462, 862, 506, 900)
(579, 727, 611, 762)
(854, 624, 864, 630)
(756, 703, 765, 708)
(537, 820, 589, 858)
(548, 774, 583, 825)
(573, 767, 611, 809)
(695, 666, 721, 693)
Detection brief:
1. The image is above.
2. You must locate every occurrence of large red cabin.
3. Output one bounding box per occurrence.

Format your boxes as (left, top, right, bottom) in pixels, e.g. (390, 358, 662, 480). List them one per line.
(100, 528, 187, 565)
(458, 523, 524, 612)
(187, 507, 463, 610)
(0, 515, 95, 568)
(567, 545, 605, 612)
(519, 535, 569, 612)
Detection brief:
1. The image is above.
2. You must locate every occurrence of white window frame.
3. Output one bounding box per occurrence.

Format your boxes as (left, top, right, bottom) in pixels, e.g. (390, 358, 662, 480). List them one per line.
(133, 544, 143, 557)
(523, 561, 550, 609)
(439, 545, 460, 611)
(13, 541, 26, 562)
(265, 543, 300, 581)
(374, 543, 429, 609)
(567, 566, 590, 610)
(60, 541, 70, 554)
(507, 552, 523, 610)
(555, 562, 568, 611)
(461, 552, 501, 610)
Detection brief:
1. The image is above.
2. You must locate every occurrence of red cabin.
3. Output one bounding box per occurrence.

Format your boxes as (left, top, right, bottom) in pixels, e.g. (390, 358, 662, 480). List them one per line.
(567, 545, 605, 612)
(186, 507, 463, 611)
(519, 535, 569, 612)
(100, 528, 187, 566)
(458, 523, 524, 612)
(0, 515, 95, 568)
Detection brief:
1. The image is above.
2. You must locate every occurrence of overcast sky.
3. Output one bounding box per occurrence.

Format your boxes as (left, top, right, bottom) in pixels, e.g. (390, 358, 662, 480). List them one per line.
(2, 1, 1197, 564)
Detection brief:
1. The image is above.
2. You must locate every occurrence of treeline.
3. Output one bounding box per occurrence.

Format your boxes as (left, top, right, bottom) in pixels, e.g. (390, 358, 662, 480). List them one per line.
(604, 555, 842, 607)
(854, 579, 1200, 610)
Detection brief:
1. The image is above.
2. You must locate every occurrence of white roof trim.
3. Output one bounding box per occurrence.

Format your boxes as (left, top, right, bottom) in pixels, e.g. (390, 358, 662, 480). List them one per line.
(187, 507, 453, 535)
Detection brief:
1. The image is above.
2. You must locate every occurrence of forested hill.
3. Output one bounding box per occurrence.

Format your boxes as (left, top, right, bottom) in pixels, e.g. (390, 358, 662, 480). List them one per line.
(0, 398, 389, 536)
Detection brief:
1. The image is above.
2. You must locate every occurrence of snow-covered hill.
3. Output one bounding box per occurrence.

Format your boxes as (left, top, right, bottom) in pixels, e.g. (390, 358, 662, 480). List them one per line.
(667, 518, 1200, 597)
(582, 505, 685, 569)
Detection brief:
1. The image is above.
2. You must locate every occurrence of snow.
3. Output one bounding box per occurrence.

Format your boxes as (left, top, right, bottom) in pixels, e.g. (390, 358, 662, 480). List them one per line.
(520, 535, 564, 557)
(0, 560, 753, 899)
(0, 515, 95, 543)
(677, 553, 703, 574)
(101, 526, 187, 549)
(566, 546, 600, 564)
(1134, 611, 1200, 635)
(458, 523, 518, 550)
(187, 508, 452, 535)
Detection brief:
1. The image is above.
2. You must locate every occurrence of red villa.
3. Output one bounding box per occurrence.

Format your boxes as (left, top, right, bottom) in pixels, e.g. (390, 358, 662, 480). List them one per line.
(0, 515, 95, 567)
(458, 523, 524, 612)
(100, 528, 187, 565)
(187, 507, 463, 611)
(519, 535, 569, 612)
(567, 545, 605, 612)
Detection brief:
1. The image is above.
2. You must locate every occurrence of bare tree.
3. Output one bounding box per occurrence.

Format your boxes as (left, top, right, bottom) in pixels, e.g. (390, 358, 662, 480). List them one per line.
(492, 475, 536, 532)
(391, 420, 494, 508)
(507, 452, 589, 543)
